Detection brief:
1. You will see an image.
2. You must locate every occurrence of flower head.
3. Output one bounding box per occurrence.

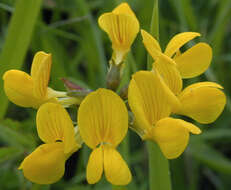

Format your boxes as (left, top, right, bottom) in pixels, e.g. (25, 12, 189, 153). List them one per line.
(19, 103, 81, 184)
(78, 88, 131, 185)
(98, 3, 139, 64)
(141, 30, 226, 124)
(128, 71, 201, 159)
(3, 51, 64, 108)
(141, 30, 212, 95)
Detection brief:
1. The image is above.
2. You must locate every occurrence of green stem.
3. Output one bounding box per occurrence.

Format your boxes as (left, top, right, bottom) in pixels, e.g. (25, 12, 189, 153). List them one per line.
(146, 1, 172, 189)
(146, 141, 172, 190)
(57, 97, 82, 107)
(171, 157, 187, 190)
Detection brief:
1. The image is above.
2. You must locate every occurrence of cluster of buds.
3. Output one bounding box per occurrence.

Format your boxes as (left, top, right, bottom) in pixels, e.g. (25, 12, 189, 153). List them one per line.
(2, 3, 226, 186)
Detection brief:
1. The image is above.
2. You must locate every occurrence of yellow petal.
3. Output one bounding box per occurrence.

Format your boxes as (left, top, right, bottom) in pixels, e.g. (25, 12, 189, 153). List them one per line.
(154, 55, 183, 95)
(128, 76, 152, 134)
(174, 43, 212, 78)
(175, 82, 226, 124)
(164, 32, 201, 57)
(141, 29, 162, 60)
(86, 146, 103, 184)
(104, 146, 131, 185)
(141, 29, 182, 95)
(78, 88, 128, 148)
(3, 70, 41, 108)
(152, 117, 201, 159)
(98, 12, 139, 53)
(112, 3, 137, 18)
(128, 71, 180, 135)
(36, 103, 78, 154)
(180, 82, 224, 95)
(31, 51, 52, 99)
(19, 143, 66, 184)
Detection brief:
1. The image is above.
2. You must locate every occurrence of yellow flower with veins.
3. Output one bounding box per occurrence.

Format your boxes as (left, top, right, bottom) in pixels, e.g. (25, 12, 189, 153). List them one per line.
(141, 29, 212, 95)
(173, 82, 226, 124)
(128, 71, 201, 159)
(3, 51, 66, 108)
(78, 88, 131, 185)
(19, 103, 81, 184)
(141, 30, 226, 124)
(98, 3, 139, 65)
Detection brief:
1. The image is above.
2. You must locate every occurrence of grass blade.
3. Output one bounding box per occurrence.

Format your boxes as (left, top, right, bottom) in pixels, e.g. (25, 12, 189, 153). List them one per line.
(147, 0, 159, 70)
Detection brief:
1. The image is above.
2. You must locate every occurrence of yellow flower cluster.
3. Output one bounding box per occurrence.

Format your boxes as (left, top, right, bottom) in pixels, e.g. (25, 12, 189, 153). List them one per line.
(128, 30, 226, 159)
(2, 2, 226, 186)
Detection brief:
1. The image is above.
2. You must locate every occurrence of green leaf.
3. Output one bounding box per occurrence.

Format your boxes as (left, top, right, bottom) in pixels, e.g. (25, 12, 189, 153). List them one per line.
(0, 147, 23, 163)
(188, 138, 231, 174)
(67, 185, 91, 190)
(209, 0, 231, 56)
(30, 184, 50, 190)
(73, 0, 107, 88)
(147, 0, 159, 70)
(201, 128, 231, 141)
(0, 124, 36, 149)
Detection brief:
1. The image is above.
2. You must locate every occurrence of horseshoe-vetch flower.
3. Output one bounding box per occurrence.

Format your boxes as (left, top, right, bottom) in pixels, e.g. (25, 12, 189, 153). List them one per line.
(141, 30, 226, 123)
(141, 29, 212, 95)
(128, 71, 201, 159)
(78, 88, 131, 185)
(98, 3, 139, 64)
(19, 103, 81, 184)
(3, 51, 66, 108)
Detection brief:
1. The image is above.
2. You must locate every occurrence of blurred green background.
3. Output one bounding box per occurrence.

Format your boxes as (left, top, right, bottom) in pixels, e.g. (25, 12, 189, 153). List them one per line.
(0, 0, 231, 189)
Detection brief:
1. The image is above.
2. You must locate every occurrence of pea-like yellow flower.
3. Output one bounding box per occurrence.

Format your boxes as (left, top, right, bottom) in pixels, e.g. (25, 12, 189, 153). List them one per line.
(141, 29, 212, 95)
(78, 88, 131, 185)
(98, 3, 139, 64)
(19, 103, 81, 184)
(173, 82, 226, 124)
(128, 71, 201, 159)
(141, 30, 226, 124)
(3, 51, 65, 108)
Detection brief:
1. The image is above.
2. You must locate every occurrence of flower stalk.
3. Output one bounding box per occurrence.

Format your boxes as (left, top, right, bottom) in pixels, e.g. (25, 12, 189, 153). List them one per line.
(146, 141, 172, 190)
(146, 0, 172, 190)
(106, 60, 123, 91)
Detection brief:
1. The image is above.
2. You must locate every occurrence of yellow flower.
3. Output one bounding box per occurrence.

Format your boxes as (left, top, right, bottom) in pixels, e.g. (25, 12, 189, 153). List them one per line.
(19, 103, 81, 184)
(141, 29, 212, 95)
(78, 88, 131, 185)
(3, 51, 65, 108)
(128, 71, 201, 159)
(141, 30, 226, 123)
(98, 3, 140, 64)
(173, 82, 226, 124)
